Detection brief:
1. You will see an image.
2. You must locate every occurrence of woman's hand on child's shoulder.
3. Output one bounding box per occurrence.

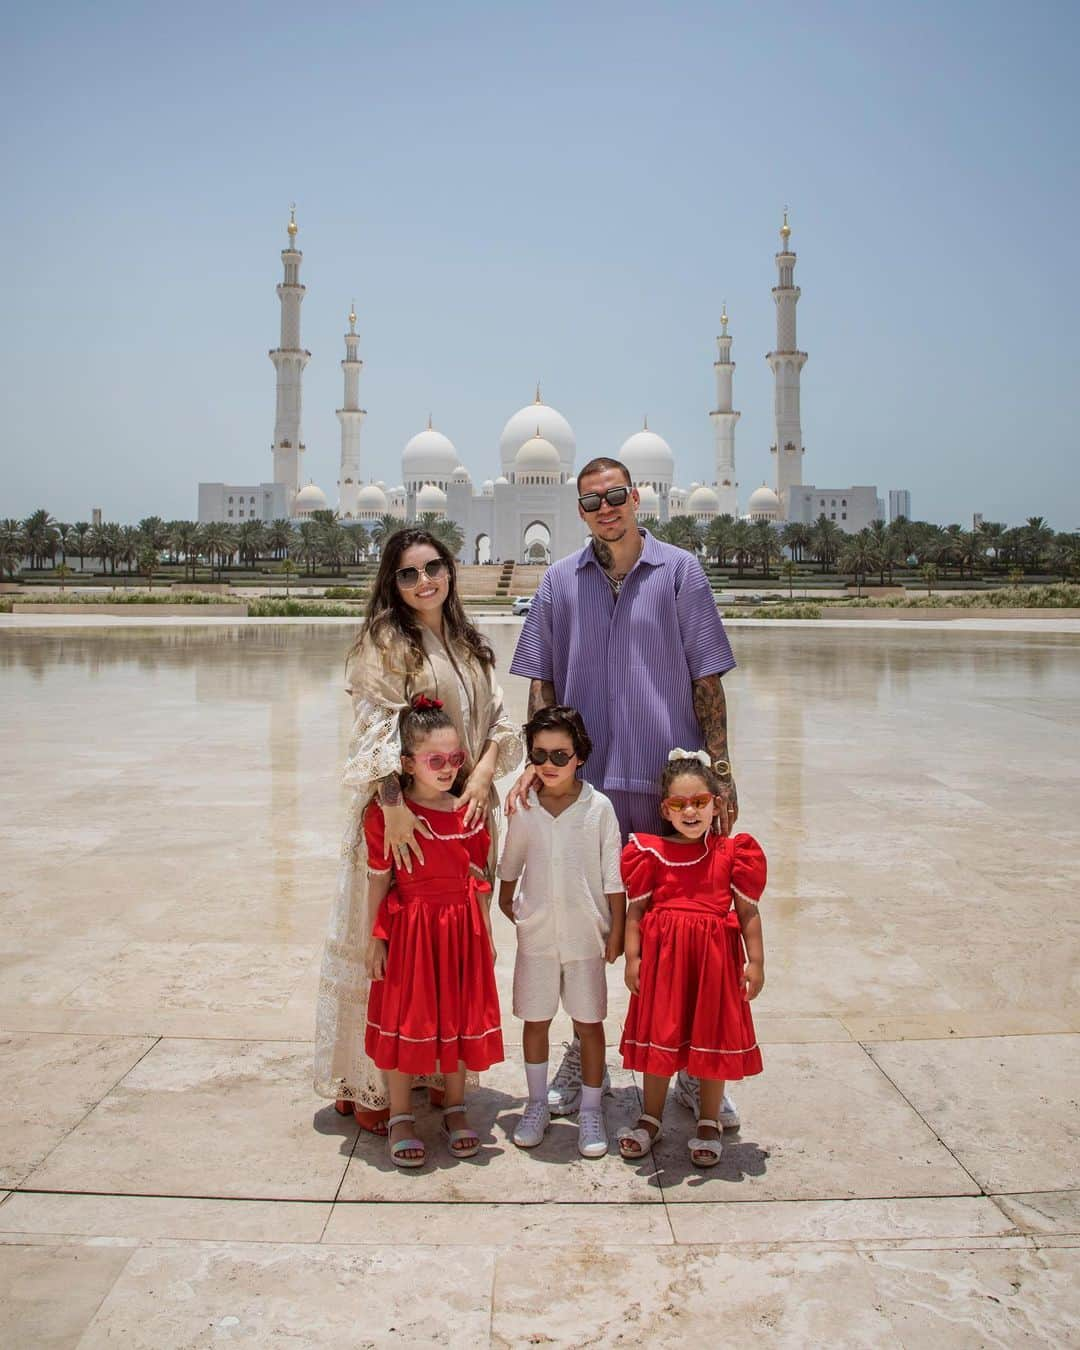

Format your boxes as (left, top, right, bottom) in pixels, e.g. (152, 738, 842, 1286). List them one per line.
(740, 959, 764, 1001)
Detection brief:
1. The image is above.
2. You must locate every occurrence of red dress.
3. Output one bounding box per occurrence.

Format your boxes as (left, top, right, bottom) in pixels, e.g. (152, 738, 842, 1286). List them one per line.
(619, 831, 767, 1081)
(364, 801, 504, 1075)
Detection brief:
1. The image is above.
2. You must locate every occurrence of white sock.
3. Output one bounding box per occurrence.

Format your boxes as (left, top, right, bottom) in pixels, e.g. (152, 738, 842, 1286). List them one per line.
(580, 1084, 603, 1113)
(525, 1060, 548, 1103)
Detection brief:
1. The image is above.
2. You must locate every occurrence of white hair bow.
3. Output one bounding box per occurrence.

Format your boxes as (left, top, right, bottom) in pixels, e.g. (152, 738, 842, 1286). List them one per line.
(668, 747, 711, 768)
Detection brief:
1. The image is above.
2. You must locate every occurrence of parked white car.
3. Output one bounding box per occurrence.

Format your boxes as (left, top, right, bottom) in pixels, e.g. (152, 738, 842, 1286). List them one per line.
(511, 595, 532, 616)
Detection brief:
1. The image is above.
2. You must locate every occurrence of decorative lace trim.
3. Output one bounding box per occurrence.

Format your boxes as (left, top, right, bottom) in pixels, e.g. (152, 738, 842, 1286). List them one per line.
(367, 865, 392, 876)
(622, 1036, 759, 1055)
(731, 884, 763, 906)
(368, 1019, 503, 1044)
(627, 891, 653, 904)
(628, 833, 711, 867)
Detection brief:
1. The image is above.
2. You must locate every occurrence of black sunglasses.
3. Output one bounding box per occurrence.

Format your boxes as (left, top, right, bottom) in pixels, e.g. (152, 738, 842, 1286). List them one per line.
(395, 558, 449, 589)
(578, 486, 632, 513)
(530, 748, 575, 766)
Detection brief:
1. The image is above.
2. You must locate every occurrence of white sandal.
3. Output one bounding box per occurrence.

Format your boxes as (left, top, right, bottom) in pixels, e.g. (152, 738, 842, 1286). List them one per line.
(387, 1113, 425, 1169)
(617, 1113, 663, 1159)
(689, 1117, 723, 1168)
(441, 1103, 480, 1159)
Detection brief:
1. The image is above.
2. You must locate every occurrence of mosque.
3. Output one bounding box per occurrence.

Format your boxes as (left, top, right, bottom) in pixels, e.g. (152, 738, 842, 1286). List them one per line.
(197, 210, 894, 559)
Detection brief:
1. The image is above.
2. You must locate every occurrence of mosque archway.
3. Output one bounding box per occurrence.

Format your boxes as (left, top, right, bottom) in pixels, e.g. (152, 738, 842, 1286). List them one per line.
(475, 533, 491, 565)
(522, 520, 552, 564)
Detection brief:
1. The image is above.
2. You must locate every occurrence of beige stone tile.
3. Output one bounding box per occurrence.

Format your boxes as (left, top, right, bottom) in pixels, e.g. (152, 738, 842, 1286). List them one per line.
(60, 941, 318, 1013)
(865, 1246, 1080, 1346)
(0, 938, 128, 1005)
(994, 1190, 1080, 1235)
(324, 1200, 673, 1245)
(866, 1034, 1080, 1193)
(0, 1193, 331, 1244)
(667, 1195, 1018, 1246)
(842, 1010, 1074, 1042)
(23, 1038, 357, 1201)
(0, 1002, 315, 1041)
(491, 1244, 895, 1346)
(754, 1015, 852, 1043)
(77, 1242, 493, 1348)
(0, 1031, 155, 1187)
(651, 1042, 978, 1202)
(0, 1241, 136, 1350)
(338, 1059, 662, 1203)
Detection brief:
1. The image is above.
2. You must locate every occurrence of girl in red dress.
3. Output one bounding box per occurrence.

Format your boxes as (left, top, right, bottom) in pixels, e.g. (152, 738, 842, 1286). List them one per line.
(618, 750, 767, 1168)
(364, 696, 503, 1168)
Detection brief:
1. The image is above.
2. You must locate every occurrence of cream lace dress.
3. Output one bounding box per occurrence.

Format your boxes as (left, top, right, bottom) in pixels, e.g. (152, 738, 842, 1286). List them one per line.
(313, 625, 522, 1107)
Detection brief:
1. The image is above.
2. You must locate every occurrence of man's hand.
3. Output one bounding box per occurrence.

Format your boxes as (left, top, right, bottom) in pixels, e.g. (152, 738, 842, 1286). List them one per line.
(504, 765, 540, 816)
(365, 938, 388, 980)
(740, 959, 764, 1001)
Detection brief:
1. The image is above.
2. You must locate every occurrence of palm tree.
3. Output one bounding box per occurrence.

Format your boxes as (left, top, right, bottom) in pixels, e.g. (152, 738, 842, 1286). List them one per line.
(665, 515, 702, 555)
(1049, 532, 1080, 582)
(839, 530, 878, 598)
(0, 519, 26, 580)
(236, 520, 267, 568)
(199, 522, 236, 581)
(293, 521, 322, 576)
(117, 525, 141, 577)
(779, 520, 811, 563)
(21, 509, 58, 570)
(266, 519, 293, 560)
(809, 514, 842, 573)
(976, 521, 1005, 572)
(1023, 516, 1054, 572)
(90, 522, 122, 575)
(137, 547, 158, 591)
(704, 514, 736, 567)
(318, 521, 351, 575)
(69, 521, 91, 571)
(55, 562, 74, 592)
(343, 523, 369, 565)
(779, 559, 797, 599)
(138, 517, 168, 554)
(751, 519, 777, 577)
(55, 524, 72, 567)
(281, 558, 297, 596)
(731, 520, 754, 578)
(169, 520, 200, 582)
(920, 562, 938, 596)
(372, 514, 404, 551)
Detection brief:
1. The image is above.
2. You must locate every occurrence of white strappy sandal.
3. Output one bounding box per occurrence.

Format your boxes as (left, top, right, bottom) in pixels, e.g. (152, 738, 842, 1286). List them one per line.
(441, 1103, 481, 1159)
(689, 1118, 723, 1168)
(617, 1113, 663, 1159)
(387, 1113, 426, 1169)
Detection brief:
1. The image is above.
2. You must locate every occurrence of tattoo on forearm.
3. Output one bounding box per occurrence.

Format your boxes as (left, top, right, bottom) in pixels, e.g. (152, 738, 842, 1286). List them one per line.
(378, 773, 402, 807)
(691, 674, 729, 762)
(528, 679, 557, 720)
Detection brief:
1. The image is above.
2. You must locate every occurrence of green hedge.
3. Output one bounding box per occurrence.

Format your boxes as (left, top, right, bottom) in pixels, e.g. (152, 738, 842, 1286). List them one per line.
(246, 599, 359, 617)
(13, 591, 242, 606)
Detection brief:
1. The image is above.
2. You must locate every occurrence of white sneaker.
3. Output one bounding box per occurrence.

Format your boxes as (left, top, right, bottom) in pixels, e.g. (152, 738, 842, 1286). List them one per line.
(673, 1069, 740, 1130)
(513, 1099, 550, 1149)
(547, 1041, 611, 1116)
(577, 1108, 608, 1159)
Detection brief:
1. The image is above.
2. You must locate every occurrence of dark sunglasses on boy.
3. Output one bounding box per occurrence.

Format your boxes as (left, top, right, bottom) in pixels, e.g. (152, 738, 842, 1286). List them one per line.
(530, 748, 576, 766)
(577, 486, 633, 513)
(395, 558, 449, 589)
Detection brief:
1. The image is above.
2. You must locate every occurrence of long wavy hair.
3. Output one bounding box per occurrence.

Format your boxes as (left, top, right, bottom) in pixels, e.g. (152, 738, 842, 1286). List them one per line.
(351, 528, 494, 672)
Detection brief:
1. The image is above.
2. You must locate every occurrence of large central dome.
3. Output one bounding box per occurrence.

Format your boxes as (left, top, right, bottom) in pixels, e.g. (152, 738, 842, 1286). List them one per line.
(498, 389, 575, 479)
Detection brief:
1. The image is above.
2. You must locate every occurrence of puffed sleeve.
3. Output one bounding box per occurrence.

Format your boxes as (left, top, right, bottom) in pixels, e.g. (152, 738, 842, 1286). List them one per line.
(363, 801, 393, 875)
(621, 837, 658, 904)
(730, 832, 767, 902)
(341, 637, 409, 790)
(496, 811, 528, 882)
(484, 671, 524, 779)
(599, 799, 625, 894)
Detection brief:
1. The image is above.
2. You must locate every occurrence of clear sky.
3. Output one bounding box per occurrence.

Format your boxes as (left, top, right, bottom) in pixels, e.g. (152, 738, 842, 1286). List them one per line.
(4, 0, 1078, 529)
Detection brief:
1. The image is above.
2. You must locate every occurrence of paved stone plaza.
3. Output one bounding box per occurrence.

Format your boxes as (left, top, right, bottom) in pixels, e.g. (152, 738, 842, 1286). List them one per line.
(1, 618, 1078, 1346)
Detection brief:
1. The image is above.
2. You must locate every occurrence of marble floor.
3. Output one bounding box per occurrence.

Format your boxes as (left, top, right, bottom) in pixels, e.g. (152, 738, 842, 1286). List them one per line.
(0, 620, 1077, 1347)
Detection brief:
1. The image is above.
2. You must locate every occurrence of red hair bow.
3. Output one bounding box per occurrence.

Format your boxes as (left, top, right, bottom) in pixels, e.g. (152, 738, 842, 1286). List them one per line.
(411, 694, 444, 711)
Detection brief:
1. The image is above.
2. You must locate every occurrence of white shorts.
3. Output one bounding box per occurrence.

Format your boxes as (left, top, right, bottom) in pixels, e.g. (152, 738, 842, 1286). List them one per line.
(513, 952, 608, 1024)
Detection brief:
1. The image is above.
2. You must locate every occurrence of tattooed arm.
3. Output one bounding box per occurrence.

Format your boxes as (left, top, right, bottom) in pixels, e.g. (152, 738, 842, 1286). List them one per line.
(377, 773, 432, 872)
(527, 679, 557, 719)
(691, 673, 738, 834)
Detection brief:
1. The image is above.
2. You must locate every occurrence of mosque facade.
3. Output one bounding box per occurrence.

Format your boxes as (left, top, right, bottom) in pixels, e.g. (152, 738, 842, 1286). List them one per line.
(197, 210, 896, 555)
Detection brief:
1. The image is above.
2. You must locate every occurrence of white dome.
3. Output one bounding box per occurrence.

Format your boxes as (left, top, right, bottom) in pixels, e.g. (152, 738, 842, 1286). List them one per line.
(451, 465, 471, 483)
(619, 428, 674, 483)
(685, 484, 720, 516)
(416, 483, 448, 512)
(499, 396, 575, 476)
(747, 484, 781, 517)
(294, 482, 329, 514)
(515, 434, 561, 475)
(402, 427, 458, 478)
(493, 474, 510, 486)
(637, 484, 660, 515)
(355, 483, 389, 512)
(481, 479, 494, 496)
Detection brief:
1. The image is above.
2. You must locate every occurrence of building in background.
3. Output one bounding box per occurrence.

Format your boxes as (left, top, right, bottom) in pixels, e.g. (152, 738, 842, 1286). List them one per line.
(889, 489, 912, 522)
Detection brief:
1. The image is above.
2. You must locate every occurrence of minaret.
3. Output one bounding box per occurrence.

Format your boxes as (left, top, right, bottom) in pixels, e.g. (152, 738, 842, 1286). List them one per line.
(710, 303, 740, 517)
(766, 209, 807, 518)
(269, 205, 310, 513)
(336, 301, 366, 518)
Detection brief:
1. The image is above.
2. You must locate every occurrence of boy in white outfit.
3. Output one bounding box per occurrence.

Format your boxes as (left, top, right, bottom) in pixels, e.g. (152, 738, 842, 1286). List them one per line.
(497, 705, 626, 1158)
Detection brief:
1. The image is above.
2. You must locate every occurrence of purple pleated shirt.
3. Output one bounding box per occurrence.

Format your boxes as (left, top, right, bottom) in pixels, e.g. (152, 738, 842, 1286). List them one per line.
(509, 530, 736, 795)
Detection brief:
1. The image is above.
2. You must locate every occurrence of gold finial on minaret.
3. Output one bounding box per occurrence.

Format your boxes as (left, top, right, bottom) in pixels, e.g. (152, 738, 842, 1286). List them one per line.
(427, 412, 433, 431)
(287, 202, 298, 238)
(780, 206, 791, 243)
(348, 299, 356, 331)
(643, 413, 649, 431)
(721, 301, 729, 334)
(534, 382, 542, 404)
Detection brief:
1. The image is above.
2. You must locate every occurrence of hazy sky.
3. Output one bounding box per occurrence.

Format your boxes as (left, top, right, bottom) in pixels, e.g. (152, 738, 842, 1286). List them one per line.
(5, 1, 1078, 528)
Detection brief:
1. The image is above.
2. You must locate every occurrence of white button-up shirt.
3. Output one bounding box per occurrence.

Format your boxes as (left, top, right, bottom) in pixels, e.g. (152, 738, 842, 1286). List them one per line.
(497, 782, 625, 961)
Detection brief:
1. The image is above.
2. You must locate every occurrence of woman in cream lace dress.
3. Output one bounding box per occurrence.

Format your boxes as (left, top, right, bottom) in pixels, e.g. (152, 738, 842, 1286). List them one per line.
(313, 528, 522, 1131)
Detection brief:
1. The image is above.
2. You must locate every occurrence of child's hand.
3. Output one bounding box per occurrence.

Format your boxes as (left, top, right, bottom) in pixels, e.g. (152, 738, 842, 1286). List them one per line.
(605, 929, 624, 964)
(365, 938, 388, 980)
(498, 898, 516, 925)
(624, 956, 641, 994)
(740, 959, 764, 1001)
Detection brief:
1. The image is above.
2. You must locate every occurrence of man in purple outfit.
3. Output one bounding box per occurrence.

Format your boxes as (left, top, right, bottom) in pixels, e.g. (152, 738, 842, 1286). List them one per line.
(507, 456, 740, 1122)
